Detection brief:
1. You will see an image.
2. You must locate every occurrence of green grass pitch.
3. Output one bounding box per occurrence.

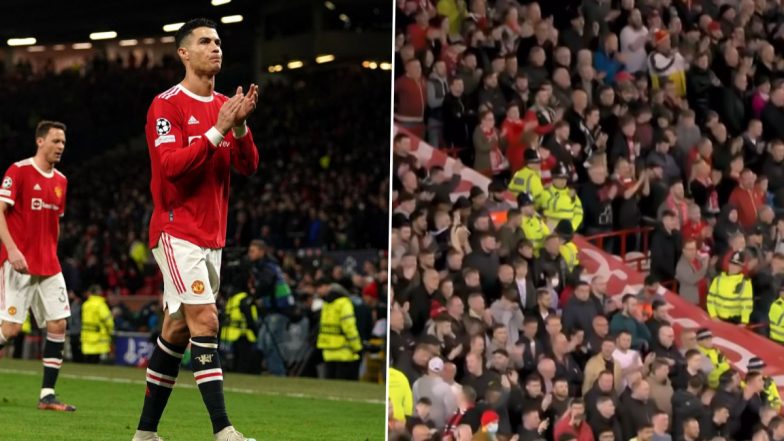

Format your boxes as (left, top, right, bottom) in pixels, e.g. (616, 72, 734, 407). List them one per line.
(0, 358, 385, 441)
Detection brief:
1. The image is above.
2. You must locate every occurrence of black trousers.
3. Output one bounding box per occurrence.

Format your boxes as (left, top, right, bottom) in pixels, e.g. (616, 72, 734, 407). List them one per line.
(720, 316, 741, 325)
(324, 360, 360, 381)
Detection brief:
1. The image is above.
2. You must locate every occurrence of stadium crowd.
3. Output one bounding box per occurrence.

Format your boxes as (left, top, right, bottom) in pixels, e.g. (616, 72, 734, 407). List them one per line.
(391, 0, 784, 440)
(0, 54, 390, 379)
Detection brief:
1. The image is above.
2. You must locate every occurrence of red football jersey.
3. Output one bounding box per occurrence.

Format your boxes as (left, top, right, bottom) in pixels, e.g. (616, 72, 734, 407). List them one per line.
(145, 84, 259, 249)
(0, 158, 67, 276)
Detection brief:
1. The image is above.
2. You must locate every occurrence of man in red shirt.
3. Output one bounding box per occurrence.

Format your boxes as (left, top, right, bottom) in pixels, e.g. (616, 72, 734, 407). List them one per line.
(728, 168, 763, 229)
(554, 398, 595, 441)
(0, 120, 74, 412)
(132, 19, 259, 441)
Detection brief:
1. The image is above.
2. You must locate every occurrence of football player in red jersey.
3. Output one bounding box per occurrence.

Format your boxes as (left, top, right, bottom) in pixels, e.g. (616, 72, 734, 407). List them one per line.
(0, 120, 75, 412)
(132, 18, 259, 441)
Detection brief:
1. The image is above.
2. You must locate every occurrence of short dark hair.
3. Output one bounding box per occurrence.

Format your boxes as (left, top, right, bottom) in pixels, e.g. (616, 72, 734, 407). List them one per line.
(621, 294, 636, 304)
(523, 316, 538, 326)
(417, 397, 432, 406)
(394, 133, 410, 144)
(175, 18, 218, 48)
(35, 120, 66, 139)
(687, 375, 705, 391)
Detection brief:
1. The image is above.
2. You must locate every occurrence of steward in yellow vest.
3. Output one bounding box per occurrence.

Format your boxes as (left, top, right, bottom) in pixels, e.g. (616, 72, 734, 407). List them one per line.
(518, 192, 550, 255)
(220, 291, 258, 345)
(220, 290, 261, 374)
(317, 283, 363, 380)
(746, 357, 781, 410)
(768, 286, 784, 344)
(541, 164, 583, 231)
(707, 252, 753, 324)
(696, 328, 730, 389)
(508, 149, 545, 209)
(555, 220, 580, 272)
(81, 286, 114, 360)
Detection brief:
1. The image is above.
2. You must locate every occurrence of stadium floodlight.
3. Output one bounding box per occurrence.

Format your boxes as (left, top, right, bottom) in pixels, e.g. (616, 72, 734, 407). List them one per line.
(315, 54, 335, 64)
(53, 44, 66, 51)
(287, 60, 304, 70)
(339, 14, 349, 22)
(268, 65, 284, 73)
(72, 42, 92, 50)
(368, 62, 378, 69)
(380, 62, 392, 71)
(142, 38, 156, 44)
(324, 1, 335, 10)
(211, 0, 231, 5)
(90, 31, 117, 41)
(119, 39, 138, 47)
(163, 22, 185, 32)
(7, 37, 36, 46)
(221, 15, 243, 24)
(27, 46, 45, 52)
(160, 36, 175, 43)
(361, 60, 371, 68)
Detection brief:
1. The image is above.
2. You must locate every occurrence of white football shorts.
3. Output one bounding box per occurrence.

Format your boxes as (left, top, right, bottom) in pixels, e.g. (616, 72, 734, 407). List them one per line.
(151, 232, 221, 319)
(0, 261, 70, 326)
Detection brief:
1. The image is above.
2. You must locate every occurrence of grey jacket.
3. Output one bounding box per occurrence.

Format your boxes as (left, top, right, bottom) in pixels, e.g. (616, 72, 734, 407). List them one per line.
(675, 255, 709, 305)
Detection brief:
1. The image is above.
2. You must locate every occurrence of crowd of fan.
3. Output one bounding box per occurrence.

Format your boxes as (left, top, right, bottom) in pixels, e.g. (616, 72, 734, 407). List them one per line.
(391, 0, 784, 440)
(0, 55, 390, 301)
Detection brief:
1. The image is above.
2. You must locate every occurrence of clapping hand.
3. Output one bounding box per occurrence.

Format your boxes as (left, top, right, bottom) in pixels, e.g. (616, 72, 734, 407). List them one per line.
(233, 84, 259, 125)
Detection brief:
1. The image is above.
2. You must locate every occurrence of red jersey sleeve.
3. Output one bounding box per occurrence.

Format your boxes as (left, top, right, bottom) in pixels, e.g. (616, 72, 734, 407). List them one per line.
(148, 98, 219, 181)
(0, 164, 22, 207)
(230, 128, 259, 176)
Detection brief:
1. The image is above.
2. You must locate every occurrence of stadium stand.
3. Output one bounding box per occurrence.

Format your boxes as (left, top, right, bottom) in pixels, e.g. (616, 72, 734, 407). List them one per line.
(391, 0, 784, 440)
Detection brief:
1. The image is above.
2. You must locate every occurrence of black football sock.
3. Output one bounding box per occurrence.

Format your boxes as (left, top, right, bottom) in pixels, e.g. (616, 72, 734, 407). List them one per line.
(137, 337, 185, 432)
(41, 332, 65, 397)
(190, 336, 231, 434)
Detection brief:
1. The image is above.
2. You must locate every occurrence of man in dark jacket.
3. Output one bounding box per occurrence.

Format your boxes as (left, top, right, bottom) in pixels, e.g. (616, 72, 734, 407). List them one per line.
(717, 71, 749, 136)
(650, 210, 683, 281)
(589, 395, 623, 441)
(762, 140, 784, 207)
(562, 281, 602, 335)
(762, 87, 784, 142)
(463, 232, 501, 299)
(618, 379, 659, 441)
(585, 370, 620, 421)
(686, 52, 716, 125)
(402, 269, 443, 336)
(535, 235, 571, 291)
(651, 325, 684, 380)
(671, 376, 706, 441)
(700, 404, 731, 440)
(442, 77, 473, 154)
(578, 160, 615, 240)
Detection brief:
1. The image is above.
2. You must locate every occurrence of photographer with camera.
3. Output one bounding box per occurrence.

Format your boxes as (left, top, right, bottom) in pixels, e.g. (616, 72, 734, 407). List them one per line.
(247, 240, 295, 377)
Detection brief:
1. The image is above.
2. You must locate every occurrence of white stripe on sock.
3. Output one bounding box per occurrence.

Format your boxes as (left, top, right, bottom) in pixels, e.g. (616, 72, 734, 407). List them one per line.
(146, 368, 176, 382)
(189, 339, 218, 349)
(194, 374, 223, 385)
(0, 328, 6, 345)
(40, 388, 55, 399)
(157, 338, 184, 359)
(46, 332, 65, 343)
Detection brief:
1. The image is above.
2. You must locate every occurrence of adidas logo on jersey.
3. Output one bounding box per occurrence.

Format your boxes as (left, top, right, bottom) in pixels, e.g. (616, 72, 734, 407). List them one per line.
(33, 183, 41, 191)
(188, 115, 200, 125)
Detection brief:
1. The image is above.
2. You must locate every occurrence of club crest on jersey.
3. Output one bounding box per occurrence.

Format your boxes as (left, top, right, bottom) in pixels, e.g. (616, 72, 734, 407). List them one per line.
(156, 118, 172, 136)
(54, 186, 63, 199)
(2, 177, 11, 189)
(7, 306, 16, 316)
(192, 280, 205, 295)
(195, 354, 214, 365)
